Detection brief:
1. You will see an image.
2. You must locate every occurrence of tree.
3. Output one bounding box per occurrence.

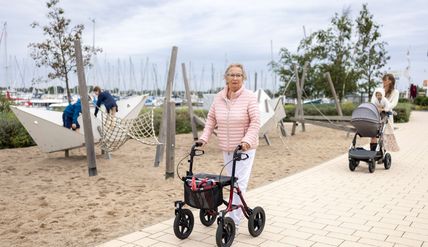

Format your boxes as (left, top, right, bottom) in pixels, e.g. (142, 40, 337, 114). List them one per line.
(299, 8, 359, 100)
(272, 48, 324, 99)
(28, 0, 101, 102)
(354, 4, 390, 99)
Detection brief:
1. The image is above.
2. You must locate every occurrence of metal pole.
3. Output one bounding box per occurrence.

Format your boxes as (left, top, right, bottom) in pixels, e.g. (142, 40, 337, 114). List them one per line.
(74, 39, 97, 177)
(182, 63, 198, 140)
(325, 72, 343, 116)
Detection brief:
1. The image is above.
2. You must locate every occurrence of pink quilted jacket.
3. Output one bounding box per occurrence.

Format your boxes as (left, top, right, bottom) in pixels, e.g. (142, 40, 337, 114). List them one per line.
(200, 85, 260, 152)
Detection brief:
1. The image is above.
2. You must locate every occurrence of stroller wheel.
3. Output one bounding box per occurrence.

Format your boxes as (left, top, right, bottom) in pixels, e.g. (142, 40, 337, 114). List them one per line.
(248, 206, 266, 237)
(384, 153, 392, 170)
(173, 208, 194, 239)
(368, 160, 376, 173)
(199, 208, 217, 226)
(216, 217, 235, 247)
(349, 159, 358, 171)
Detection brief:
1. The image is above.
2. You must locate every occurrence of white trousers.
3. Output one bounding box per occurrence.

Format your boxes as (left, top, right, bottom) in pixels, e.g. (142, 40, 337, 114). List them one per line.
(223, 149, 256, 226)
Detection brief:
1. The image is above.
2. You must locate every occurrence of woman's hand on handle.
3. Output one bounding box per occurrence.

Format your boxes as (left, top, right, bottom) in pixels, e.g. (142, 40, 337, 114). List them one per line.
(240, 142, 250, 151)
(195, 139, 207, 148)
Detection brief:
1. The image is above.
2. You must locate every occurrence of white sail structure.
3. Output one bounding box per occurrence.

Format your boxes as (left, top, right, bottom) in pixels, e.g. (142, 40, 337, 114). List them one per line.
(11, 95, 148, 153)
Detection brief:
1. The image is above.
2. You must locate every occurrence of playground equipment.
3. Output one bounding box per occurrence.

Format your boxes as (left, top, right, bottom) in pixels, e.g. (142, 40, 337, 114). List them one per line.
(10, 95, 150, 153)
(289, 63, 355, 134)
(256, 89, 287, 145)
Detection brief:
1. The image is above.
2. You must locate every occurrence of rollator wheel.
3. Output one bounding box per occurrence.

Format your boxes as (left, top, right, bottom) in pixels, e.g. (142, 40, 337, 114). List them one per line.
(349, 159, 357, 171)
(173, 208, 194, 239)
(368, 160, 376, 173)
(216, 217, 235, 247)
(199, 208, 217, 226)
(384, 153, 392, 170)
(248, 206, 266, 237)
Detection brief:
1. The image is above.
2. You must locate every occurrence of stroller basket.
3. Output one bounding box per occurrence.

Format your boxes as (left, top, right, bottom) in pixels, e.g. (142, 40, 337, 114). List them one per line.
(184, 182, 223, 210)
(351, 103, 380, 137)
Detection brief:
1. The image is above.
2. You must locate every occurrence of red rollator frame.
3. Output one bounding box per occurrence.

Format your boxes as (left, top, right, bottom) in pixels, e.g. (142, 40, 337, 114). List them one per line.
(173, 143, 266, 247)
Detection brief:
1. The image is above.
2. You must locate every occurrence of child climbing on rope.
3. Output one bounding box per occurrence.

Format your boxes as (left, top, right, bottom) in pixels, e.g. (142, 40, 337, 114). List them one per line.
(62, 99, 82, 131)
(93, 86, 118, 118)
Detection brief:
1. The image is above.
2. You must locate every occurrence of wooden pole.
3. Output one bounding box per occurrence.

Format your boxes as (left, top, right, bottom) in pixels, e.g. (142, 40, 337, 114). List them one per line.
(299, 62, 309, 132)
(254, 72, 258, 91)
(181, 63, 198, 141)
(292, 65, 304, 135)
(154, 46, 178, 169)
(165, 102, 176, 179)
(74, 39, 97, 177)
(324, 72, 343, 116)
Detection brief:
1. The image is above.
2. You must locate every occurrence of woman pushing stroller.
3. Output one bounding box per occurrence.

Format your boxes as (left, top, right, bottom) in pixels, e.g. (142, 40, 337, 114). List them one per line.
(370, 74, 400, 153)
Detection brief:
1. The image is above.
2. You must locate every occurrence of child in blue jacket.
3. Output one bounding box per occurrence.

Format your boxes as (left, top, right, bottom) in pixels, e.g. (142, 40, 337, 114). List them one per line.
(93, 86, 118, 117)
(62, 99, 82, 130)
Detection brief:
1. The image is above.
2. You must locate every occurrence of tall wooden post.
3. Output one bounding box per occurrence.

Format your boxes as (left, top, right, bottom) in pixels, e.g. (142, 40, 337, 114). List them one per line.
(291, 65, 303, 135)
(165, 102, 176, 179)
(324, 72, 343, 116)
(154, 47, 178, 173)
(298, 61, 309, 132)
(74, 39, 97, 177)
(254, 72, 258, 91)
(182, 63, 198, 141)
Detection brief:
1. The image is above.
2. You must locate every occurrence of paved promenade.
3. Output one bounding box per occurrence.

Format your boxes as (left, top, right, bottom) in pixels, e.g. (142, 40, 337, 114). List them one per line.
(97, 111, 428, 247)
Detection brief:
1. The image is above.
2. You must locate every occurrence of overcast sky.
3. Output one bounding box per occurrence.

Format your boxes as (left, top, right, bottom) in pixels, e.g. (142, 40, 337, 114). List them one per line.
(0, 0, 427, 92)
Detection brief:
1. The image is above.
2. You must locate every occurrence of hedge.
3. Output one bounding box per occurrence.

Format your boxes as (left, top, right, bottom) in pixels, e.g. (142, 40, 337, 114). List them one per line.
(0, 101, 412, 150)
(284, 102, 411, 123)
(142, 107, 208, 135)
(0, 112, 35, 149)
(414, 96, 428, 106)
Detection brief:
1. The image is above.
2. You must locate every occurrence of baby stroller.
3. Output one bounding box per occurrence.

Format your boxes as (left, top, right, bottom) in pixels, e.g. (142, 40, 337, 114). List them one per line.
(173, 143, 266, 247)
(348, 103, 392, 173)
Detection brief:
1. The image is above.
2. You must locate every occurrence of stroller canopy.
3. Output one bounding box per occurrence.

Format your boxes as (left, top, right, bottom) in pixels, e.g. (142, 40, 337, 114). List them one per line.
(351, 103, 380, 137)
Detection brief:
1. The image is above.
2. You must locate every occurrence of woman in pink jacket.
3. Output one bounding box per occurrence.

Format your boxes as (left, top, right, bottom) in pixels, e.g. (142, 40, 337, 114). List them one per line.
(198, 63, 260, 227)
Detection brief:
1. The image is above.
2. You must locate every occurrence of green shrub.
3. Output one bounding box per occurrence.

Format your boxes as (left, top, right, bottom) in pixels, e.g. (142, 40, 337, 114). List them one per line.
(0, 94, 11, 112)
(284, 102, 411, 123)
(398, 98, 410, 103)
(0, 112, 35, 149)
(414, 96, 428, 106)
(394, 103, 411, 123)
(141, 107, 208, 135)
(284, 103, 357, 120)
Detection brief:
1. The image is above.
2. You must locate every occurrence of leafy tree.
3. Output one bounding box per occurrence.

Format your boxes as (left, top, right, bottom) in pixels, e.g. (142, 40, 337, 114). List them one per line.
(28, 0, 101, 102)
(299, 9, 359, 100)
(271, 33, 330, 100)
(354, 4, 390, 99)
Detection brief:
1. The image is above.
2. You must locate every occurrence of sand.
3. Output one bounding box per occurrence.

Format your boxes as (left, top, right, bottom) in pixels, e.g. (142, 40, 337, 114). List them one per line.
(0, 123, 367, 247)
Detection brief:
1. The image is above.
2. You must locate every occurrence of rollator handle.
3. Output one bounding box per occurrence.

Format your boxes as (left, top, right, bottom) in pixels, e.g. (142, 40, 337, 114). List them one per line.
(233, 145, 249, 161)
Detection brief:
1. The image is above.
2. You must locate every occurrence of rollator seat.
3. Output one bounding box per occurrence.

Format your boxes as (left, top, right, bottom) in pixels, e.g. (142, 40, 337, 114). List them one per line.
(192, 173, 237, 187)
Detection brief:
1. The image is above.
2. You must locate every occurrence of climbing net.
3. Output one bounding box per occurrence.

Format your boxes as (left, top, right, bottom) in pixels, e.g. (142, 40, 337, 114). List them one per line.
(97, 108, 160, 152)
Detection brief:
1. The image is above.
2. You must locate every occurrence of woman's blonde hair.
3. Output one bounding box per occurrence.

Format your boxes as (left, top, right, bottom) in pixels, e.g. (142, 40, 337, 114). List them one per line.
(224, 63, 247, 80)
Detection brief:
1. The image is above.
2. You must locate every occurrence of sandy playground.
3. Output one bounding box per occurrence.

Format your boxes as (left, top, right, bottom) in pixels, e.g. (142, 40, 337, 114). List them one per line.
(0, 123, 368, 247)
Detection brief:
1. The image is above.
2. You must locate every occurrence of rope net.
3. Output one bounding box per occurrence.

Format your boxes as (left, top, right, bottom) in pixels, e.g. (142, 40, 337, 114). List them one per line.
(98, 108, 160, 152)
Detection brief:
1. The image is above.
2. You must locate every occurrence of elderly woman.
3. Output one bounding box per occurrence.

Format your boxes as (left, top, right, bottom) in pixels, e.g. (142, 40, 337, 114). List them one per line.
(198, 63, 260, 227)
(370, 73, 400, 152)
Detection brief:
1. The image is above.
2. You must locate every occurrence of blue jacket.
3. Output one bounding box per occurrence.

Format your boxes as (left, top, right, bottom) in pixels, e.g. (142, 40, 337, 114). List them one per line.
(94, 91, 118, 116)
(63, 99, 82, 124)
